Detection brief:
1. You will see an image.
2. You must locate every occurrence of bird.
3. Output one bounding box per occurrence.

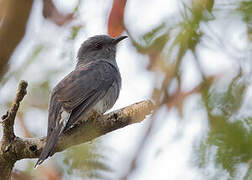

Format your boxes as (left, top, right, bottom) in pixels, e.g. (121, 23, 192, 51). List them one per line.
(35, 35, 127, 167)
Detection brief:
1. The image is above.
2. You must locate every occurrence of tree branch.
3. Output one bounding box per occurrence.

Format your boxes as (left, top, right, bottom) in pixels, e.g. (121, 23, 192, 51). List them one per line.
(0, 80, 28, 180)
(0, 81, 153, 180)
(1, 80, 28, 143)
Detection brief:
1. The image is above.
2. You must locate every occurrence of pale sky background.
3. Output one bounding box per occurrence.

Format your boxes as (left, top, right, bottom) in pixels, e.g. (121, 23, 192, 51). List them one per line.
(0, 0, 250, 179)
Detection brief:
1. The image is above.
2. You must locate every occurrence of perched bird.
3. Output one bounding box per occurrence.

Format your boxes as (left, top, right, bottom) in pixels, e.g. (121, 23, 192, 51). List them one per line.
(35, 35, 127, 167)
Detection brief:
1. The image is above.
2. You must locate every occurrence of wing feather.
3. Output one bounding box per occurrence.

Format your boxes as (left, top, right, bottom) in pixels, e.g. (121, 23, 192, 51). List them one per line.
(47, 60, 120, 136)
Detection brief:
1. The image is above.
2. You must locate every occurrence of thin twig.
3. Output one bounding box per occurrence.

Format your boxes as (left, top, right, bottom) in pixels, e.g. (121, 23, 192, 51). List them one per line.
(1, 80, 28, 142)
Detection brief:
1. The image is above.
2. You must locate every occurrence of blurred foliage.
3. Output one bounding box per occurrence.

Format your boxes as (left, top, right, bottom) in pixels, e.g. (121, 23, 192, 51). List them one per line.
(69, 25, 83, 40)
(195, 75, 252, 178)
(237, 1, 252, 41)
(63, 143, 114, 179)
(237, 1, 252, 24)
(208, 72, 246, 117)
(124, 0, 252, 179)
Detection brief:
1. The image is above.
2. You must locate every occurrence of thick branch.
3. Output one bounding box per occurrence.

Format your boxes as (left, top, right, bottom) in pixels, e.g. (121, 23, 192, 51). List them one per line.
(0, 81, 153, 180)
(14, 100, 153, 160)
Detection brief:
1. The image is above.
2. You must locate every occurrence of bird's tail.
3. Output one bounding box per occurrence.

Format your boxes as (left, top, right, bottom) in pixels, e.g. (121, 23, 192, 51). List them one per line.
(34, 122, 65, 168)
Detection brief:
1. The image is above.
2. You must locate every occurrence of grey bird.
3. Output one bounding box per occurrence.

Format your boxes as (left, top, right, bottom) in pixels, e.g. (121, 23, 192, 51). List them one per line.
(35, 35, 127, 167)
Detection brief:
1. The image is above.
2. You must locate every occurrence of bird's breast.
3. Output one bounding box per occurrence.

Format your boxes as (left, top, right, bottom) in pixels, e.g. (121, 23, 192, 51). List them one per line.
(93, 82, 119, 114)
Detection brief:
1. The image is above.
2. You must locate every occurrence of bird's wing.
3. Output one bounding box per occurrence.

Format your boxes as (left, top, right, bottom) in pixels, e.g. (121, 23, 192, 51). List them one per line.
(48, 60, 120, 135)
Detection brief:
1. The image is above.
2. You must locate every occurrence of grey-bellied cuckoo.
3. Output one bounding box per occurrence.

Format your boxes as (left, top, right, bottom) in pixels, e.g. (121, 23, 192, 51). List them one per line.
(35, 35, 127, 167)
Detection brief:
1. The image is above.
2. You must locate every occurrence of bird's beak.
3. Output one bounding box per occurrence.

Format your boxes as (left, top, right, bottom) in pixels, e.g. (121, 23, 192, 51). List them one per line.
(113, 36, 128, 44)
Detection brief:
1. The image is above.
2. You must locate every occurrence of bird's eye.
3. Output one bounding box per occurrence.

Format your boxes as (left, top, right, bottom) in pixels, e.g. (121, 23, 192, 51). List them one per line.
(94, 43, 102, 50)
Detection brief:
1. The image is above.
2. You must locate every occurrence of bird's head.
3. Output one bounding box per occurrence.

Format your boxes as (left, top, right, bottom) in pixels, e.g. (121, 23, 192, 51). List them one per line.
(77, 35, 127, 65)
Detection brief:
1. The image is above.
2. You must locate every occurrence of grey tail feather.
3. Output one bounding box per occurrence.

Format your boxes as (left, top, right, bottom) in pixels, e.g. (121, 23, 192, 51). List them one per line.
(34, 122, 65, 168)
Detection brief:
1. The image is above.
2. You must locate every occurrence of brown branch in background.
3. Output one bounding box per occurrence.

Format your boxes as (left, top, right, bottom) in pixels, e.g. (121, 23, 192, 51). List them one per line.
(0, 0, 75, 80)
(165, 74, 219, 114)
(108, 0, 127, 37)
(0, 81, 153, 180)
(121, 69, 171, 180)
(43, 0, 74, 26)
(0, 0, 33, 80)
